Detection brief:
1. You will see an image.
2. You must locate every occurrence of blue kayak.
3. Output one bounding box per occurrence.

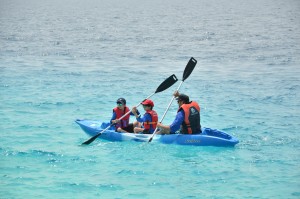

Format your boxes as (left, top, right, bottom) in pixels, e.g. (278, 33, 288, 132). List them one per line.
(75, 119, 239, 147)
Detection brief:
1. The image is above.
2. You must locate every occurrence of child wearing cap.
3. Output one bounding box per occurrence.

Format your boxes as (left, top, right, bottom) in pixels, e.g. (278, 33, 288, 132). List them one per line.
(110, 97, 139, 133)
(131, 99, 158, 134)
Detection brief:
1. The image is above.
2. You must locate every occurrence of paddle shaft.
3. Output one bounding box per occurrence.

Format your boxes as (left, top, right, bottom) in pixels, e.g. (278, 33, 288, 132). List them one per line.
(148, 57, 197, 142)
(148, 81, 183, 142)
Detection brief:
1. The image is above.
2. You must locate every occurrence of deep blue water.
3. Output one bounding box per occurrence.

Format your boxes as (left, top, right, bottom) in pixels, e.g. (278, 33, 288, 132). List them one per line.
(1, 0, 300, 198)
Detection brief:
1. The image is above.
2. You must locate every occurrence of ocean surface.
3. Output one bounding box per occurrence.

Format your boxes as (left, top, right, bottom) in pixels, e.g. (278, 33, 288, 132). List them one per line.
(1, 0, 300, 198)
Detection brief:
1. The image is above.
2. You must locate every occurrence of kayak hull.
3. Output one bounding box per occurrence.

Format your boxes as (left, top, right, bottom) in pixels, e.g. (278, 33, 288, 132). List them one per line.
(75, 119, 239, 147)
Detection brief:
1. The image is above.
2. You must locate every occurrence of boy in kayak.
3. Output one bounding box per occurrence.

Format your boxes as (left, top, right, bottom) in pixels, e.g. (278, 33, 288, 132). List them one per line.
(110, 97, 139, 133)
(131, 99, 158, 134)
(156, 91, 201, 134)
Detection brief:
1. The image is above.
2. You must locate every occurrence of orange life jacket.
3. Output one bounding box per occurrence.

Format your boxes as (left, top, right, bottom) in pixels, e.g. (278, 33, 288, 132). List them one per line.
(178, 101, 201, 134)
(113, 106, 130, 129)
(143, 110, 158, 131)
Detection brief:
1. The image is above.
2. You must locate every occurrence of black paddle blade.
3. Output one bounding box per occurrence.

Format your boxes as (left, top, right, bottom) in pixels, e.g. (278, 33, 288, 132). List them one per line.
(155, 74, 178, 93)
(148, 137, 153, 143)
(182, 57, 197, 81)
(81, 133, 101, 145)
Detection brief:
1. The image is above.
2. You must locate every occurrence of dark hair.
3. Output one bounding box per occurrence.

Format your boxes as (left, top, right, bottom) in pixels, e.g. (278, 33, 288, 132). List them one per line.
(176, 94, 189, 103)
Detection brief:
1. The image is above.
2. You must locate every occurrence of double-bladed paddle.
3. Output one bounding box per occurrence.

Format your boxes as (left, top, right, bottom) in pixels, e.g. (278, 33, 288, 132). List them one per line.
(148, 57, 197, 142)
(81, 74, 178, 145)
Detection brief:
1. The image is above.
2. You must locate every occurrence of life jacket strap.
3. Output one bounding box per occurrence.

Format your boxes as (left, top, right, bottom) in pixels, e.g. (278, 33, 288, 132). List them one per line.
(144, 122, 157, 125)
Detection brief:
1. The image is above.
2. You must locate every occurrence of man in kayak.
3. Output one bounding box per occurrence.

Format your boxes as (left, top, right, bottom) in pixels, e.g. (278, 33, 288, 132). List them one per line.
(131, 99, 158, 134)
(156, 91, 201, 134)
(110, 97, 139, 133)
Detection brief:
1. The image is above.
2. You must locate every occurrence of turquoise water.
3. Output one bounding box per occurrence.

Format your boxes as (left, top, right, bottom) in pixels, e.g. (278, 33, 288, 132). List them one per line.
(1, 0, 300, 198)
